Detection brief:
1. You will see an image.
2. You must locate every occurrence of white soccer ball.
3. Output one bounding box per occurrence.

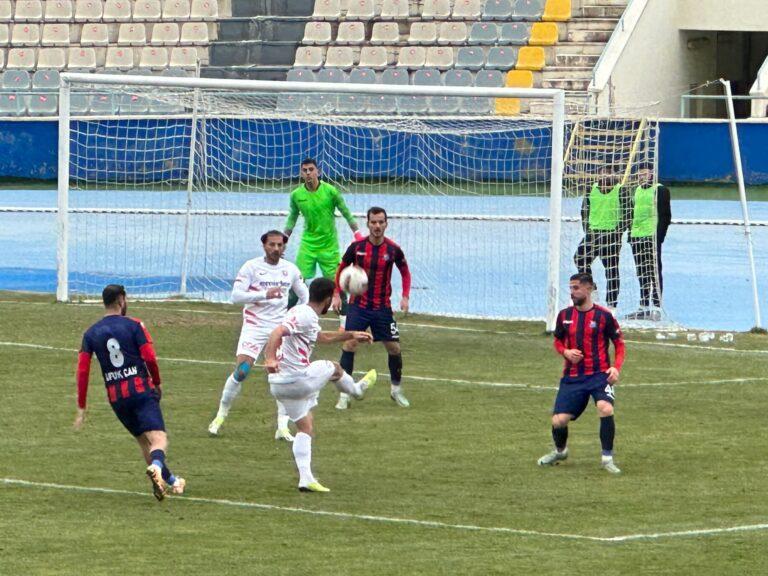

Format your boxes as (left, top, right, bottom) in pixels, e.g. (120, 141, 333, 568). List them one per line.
(339, 265, 368, 296)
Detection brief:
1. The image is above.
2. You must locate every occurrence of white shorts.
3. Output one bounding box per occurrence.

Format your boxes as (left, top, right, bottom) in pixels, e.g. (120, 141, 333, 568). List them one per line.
(268, 360, 336, 422)
(235, 325, 273, 360)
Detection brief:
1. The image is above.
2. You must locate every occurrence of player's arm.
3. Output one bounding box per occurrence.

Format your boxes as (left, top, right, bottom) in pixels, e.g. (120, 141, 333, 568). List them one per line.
(231, 266, 281, 303)
(74, 336, 92, 430)
(135, 320, 162, 397)
(605, 315, 625, 384)
(263, 325, 289, 373)
(553, 312, 582, 364)
(291, 268, 309, 305)
(317, 330, 372, 345)
(283, 192, 300, 239)
(332, 186, 364, 238)
(394, 247, 411, 313)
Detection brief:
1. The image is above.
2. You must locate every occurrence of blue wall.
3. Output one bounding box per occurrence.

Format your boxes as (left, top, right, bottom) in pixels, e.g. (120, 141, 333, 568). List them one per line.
(1, 118, 768, 184)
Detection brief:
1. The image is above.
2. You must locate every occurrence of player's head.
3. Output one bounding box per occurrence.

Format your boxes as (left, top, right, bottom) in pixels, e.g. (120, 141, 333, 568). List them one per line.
(637, 163, 654, 184)
(102, 284, 127, 315)
(261, 230, 288, 263)
(309, 277, 335, 314)
(300, 158, 320, 188)
(367, 206, 388, 239)
(569, 273, 595, 307)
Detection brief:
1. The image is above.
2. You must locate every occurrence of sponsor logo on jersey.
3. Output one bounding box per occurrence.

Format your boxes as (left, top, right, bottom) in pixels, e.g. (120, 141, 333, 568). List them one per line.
(590, 321, 597, 328)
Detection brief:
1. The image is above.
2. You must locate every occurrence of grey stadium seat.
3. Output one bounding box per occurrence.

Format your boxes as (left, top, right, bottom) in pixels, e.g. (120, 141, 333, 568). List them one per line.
(118, 92, 150, 114)
(2, 69, 32, 89)
(32, 69, 60, 89)
(0, 92, 26, 116)
(462, 70, 503, 114)
(455, 47, 484, 70)
(277, 68, 315, 113)
(468, 22, 498, 45)
(399, 67, 441, 115)
(499, 22, 532, 45)
(70, 92, 90, 115)
(89, 93, 118, 115)
(483, 0, 513, 20)
(431, 68, 472, 114)
(512, 0, 545, 20)
(486, 46, 519, 69)
(28, 92, 58, 115)
(368, 67, 407, 114)
(337, 66, 375, 113)
(315, 68, 347, 113)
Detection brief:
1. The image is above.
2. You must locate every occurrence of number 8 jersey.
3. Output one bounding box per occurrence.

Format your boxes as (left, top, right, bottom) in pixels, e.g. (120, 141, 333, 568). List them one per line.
(78, 315, 161, 408)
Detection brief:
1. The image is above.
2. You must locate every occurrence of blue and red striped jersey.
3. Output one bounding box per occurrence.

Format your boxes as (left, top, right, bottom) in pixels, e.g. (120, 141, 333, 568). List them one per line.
(337, 237, 411, 311)
(553, 305, 625, 379)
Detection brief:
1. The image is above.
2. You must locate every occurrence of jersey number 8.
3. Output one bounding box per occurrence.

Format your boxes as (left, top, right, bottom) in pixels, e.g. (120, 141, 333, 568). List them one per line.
(107, 338, 125, 368)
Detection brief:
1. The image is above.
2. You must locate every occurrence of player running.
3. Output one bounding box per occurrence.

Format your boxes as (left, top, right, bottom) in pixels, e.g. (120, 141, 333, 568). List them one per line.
(538, 273, 626, 474)
(332, 206, 411, 410)
(264, 278, 377, 493)
(208, 230, 309, 441)
(74, 284, 184, 501)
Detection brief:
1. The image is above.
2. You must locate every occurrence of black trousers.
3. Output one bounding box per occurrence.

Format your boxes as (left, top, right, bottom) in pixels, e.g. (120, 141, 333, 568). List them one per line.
(629, 236, 663, 307)
(574, 231, 622, 308)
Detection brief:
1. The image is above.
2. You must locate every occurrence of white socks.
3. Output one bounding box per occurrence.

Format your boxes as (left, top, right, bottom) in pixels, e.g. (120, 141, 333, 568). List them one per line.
(277, 401, 290, 431)
(334, 372, 361, 398)
(293, 432, 315, 486)
(216, 374, 242, 419)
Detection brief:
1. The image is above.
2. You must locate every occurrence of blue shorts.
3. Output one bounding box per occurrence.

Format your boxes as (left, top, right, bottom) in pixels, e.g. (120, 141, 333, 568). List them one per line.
(346, 304, 400, 342)
(111, 394, 166, 437)
(553, 372, 615, 420)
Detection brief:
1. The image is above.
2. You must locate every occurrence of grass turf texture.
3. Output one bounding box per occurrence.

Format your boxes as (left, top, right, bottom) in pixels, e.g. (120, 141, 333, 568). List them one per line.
(1, 292, 767, 575)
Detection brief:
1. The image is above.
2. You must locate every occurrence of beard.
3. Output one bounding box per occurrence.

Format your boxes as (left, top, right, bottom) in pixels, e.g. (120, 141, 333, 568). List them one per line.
(572, 295, 586, 307)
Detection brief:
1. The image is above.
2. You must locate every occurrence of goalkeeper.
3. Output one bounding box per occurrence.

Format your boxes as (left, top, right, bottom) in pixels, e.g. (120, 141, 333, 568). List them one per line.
(284, 158, 364, 324)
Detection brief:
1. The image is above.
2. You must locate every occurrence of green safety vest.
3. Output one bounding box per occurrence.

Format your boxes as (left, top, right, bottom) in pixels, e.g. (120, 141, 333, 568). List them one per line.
(630, 184, 659, 238)
(588, 183, 621, 231)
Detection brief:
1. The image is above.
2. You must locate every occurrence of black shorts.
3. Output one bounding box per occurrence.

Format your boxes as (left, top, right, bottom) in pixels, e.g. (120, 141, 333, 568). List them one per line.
(346, 304, 400, 342)
(553, 372, 615, 420)
(111, 394, 166, 437)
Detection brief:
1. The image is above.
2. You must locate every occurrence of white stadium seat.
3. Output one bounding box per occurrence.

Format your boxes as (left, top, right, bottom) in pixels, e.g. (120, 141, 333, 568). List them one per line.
(370, 22, 399, 45)
(397, 46, 425, 68)
(45, 0, 74, 21)
(169, 46, 197, 68)
(0, 24, 8, 46)
(303, 21, 331, 45)
(105, 45, 134, 68)
(425, 46, 454, 69)
(179, 22, 208, 45)
(151, 22, 180, 45)
(313, 0, 341, 20)
(190, 0, 217, 20)
(67, 46, 97, 69)
(0, 1, 11, 22)
(118, 23, 147, 46)
(74, 0, 103, 21)
(438, 22, 468, 45)
(80, 23, 108, 46)
(12, 24, 41, 46)
(7, 48, 37, 69)
(102, 0, 131, 22)
(37, 47, 67, 69)
(421, 0, 451, 19)
(336, 22, 365, 45)
(162, 0, 190, 20)
(42, 23, 71, 46)
(408, 22, 437, 45)
(324, 46, 356, 69)
(134, 0, 162, 21)
(380, 0, 409, 19)
(294, 45, 324, 69)
(139, 46, 169, 69)
(358, 45, 390, 69)
(346, 0, 375, 20)
(15, 1, 43, 22)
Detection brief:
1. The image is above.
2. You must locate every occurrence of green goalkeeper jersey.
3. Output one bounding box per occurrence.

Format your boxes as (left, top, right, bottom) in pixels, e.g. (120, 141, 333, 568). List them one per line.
(284, 181, 357, 252)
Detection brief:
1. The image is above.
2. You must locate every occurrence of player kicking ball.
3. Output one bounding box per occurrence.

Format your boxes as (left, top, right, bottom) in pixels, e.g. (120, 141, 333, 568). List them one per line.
(264, 278, 377, 493)
(208, 230, 308, 441)
(74, 284, 184, 501)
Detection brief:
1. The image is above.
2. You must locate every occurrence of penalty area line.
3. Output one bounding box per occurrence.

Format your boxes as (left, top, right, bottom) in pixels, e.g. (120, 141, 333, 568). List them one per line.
(4, 477, 767, 543)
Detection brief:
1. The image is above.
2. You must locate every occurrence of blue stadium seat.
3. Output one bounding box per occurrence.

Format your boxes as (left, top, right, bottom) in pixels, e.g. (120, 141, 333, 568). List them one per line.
(512, 0, 545, 20)
(278, 68, 315, 113)
(499, 22, 532, 45)
(2, 69, 32, 90)
(431, 68, 472, 114)
(468, 22, 498, 45)
(338, 67, 375, 113)
(486, 46, 519, 69)
(0, 92, 26, 116)
(368, 67, 407, 114)
(455, 47, 485, 70)
(483, 0, 513, 20)
(316, 68, 347, 113)
(399, 67, 440, 114)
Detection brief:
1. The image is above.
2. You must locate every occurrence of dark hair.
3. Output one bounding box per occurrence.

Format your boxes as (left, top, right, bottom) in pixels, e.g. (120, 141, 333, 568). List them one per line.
(570, 273, 595, 287)
(301, 158, 318, 168)
(367, 206, 387, 221)
(260, 230, 288, 244)
(102, 284, 126, 307)
(309, 277, 335, 303)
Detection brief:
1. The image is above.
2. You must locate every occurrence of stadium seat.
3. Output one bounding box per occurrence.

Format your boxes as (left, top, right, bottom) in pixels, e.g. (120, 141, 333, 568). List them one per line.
(499, 22, 532, 45)
(529, 22, 558, 45)
(33, 69, 61, 89)
(119, 23, 147, 46)
(358, 45, 390, 69)
(338, 66, 375, 113)
(455, 46, 484, 70)
(0, 93, 26, 116)
(286, 68, 315, 83)
(369, 67, 407, 114)
(12, 24, 41, 46)
(70, 92, 89, 114)
(2, 69, 32, 89)
(180, 22, 208, 45)
(37, 47, 67, 68)
(464, 69, 503, 114)
(148, 93, 184, 113)
(425, 46, 454, 69)
(118, 92, 150, 114)
(80, 23, 108, 46)
(370, 22, 399, 45)
(543, 0, 570, 21)
(0, 24, 7, 46)
(162, 0, 191, 20)
(512, 0, 545, 20)
(6, 48, 36, 69)
(139, 46, 168, 70)
(190, 0, 218, 20)
(324, 46, 356, 69)
(0, 2, 10, 22)
(486, 46, 518, 69)
(105, 45, 134, 68)
(134, 0, 162, 21)
(169, 46, 197, 68)
(397, 46, 425, 69)
(475, 69, 504, 87)
(313, 0, 341, 20)
(468, 22, 497, 45)
(102, 0, 131, 22)
(278, 68, 314, 112)
(399, 67, 440, 114)
(516, 45, 545, 70)
(438, 22, 467, 45)
(45, 0, 74, 21)
(28, 92, 58, 115)
(483, 0, 513, 20)
(67, 46, 97, 69)
(495, 70, 532, 116)
(89, 92, 118, 114)
(295, 46, 324, 69)
(15, 1, 43, 21)
(451, 0, 481, 20)
(421, 0, 450, 19)
(380, 0, 409, 19)
(408, 22, 437, 45)
(432, 68, 472, 113)
(74, 0, 103, 21)
(151, 22, 180, 45)
(315, 67, 345, 112)
(346, 0, 375, 20)
(336, 22, 365, 45)
(161, 66, 190, 77)
(303, 21, 331, 45)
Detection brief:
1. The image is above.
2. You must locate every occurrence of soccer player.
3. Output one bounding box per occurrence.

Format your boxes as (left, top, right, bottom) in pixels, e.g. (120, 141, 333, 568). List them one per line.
(537, 273, 626, 474)
(332, 206, 411, 410)
(208, 230, 309, 440)
(263, 277, 377, 492)
(74, 284, 184, 501)
(284, 158, 365, 320)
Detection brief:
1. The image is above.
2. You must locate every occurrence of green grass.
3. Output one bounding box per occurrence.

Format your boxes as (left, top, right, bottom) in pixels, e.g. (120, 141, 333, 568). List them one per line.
(1, 291, 767, 575)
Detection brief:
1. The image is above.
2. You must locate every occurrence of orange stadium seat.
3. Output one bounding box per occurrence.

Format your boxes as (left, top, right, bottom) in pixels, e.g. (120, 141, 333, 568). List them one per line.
(543, 0, 570, 22)
(529, 22, 558, 45)
(516, 46, 546, 70)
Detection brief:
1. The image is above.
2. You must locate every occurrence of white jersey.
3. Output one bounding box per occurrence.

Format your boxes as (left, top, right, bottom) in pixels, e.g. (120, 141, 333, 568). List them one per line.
(277, 304, 321, 374)
(232, 257, 308, 328)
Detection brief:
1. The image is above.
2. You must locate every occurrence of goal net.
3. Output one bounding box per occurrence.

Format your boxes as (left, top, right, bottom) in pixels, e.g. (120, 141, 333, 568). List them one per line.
(57, 73, 568, 328)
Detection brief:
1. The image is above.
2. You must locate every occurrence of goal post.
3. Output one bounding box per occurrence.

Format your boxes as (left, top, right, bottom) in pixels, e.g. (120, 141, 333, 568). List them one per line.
(57, 72, 567, 328)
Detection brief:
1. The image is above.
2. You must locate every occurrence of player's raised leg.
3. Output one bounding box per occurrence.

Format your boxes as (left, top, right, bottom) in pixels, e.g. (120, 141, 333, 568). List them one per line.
(209, 354, 254, 435)
(274, 400, 294, 441)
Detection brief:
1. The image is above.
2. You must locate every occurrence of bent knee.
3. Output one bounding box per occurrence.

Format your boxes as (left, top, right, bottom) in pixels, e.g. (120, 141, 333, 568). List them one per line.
(552, 414, 571, 428)
(330, 361, 344, 380)
(596, 401, 614, 417)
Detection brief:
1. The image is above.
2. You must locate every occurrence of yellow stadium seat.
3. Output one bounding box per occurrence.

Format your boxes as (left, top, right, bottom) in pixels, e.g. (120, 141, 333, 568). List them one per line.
(494, 71, 534, 116)
(516, 46, 545, 71)
(530, 22, 558, 46)
(543, 0, 570, 22)
(495, 97, 520, 116)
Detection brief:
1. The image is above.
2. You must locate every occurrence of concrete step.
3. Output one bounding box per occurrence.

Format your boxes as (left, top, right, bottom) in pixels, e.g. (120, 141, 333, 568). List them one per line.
(581, 5, 626, 17)
(566, 27, 613, 43)
(556, 52, 600, 67)
(542, 67, 593, 80)
(577, 0, 629, 6)
(210, 40, 299, 66)
(540, 77, 592, 91)
(230, 0, 313, 17)
(568, 18, 621, 31)
(201, 65, 289, 81)
(218, 17, 308, 42)
(555, 42, 606, 55)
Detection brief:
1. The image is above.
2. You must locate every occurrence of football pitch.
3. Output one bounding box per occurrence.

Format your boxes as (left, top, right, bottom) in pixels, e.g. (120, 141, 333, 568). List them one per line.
(1, 291, 767, 575)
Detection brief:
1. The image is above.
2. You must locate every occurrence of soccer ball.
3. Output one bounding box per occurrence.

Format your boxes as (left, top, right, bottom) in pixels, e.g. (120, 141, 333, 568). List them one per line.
(339, 265, 368, 296)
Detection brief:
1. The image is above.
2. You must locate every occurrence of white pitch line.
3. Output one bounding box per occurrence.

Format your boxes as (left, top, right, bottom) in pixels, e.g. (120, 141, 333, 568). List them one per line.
(4, 477, 768, 543)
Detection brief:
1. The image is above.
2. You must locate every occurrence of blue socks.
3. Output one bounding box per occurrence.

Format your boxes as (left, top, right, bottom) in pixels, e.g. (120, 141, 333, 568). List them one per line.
(150, 449, 175, 484)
